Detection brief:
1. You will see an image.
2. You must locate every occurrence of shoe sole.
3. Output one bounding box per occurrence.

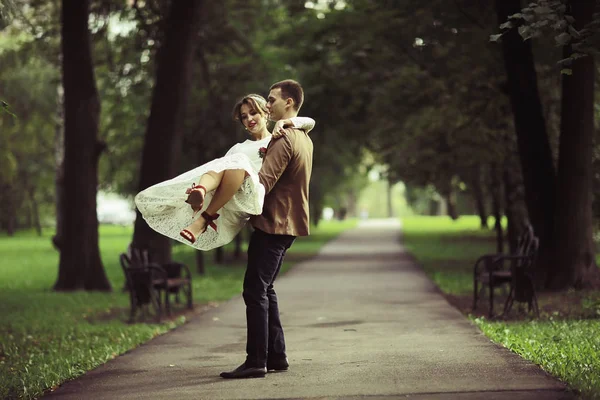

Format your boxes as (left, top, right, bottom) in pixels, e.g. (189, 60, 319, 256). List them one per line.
(185, 191, 204, 209)
(220, 373, 266, 379)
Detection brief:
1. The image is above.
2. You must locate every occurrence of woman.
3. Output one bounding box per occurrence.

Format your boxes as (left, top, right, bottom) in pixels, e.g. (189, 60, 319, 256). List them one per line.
(134, 94, 315, 250)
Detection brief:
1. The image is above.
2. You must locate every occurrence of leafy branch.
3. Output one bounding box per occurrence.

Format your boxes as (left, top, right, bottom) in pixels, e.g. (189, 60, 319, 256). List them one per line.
(1, 101, 16, 117)
(490, 0, 600, 74)
(0, 0, 17, 27)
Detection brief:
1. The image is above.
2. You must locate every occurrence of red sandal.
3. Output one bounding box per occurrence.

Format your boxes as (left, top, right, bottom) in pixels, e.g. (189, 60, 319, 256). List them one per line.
(185, 183, 207, 213)
(179, 211, 220, 244)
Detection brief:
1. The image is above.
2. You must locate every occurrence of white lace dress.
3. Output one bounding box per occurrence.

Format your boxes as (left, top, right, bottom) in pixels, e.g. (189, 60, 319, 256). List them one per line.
(134, 117, 315, 250)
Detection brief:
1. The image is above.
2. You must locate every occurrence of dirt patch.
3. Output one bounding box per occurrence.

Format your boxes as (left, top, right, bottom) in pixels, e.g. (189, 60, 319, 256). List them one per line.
(444, 289, 600, 321)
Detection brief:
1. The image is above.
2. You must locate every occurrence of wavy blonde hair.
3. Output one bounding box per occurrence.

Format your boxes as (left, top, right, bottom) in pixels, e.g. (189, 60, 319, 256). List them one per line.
(232, 94, 268, 125)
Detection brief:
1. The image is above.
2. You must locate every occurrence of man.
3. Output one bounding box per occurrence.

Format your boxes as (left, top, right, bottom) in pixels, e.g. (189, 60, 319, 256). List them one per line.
(220, 79, 314, 379)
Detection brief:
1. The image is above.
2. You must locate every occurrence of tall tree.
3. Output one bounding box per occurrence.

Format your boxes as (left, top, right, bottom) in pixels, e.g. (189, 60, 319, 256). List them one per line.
(495, 0, 557, 284)
(54, 0, 111, 291)
(549, 0, 598, 289)
(131, 0, 203, 263)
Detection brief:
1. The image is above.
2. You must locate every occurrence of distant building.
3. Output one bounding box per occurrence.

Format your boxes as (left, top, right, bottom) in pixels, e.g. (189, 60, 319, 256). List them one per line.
(97, 192, 136, 225)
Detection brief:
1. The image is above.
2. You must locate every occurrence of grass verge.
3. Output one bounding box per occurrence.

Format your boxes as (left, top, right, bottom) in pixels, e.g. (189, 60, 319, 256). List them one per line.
(401, 215, 600, 400)
(0, 219, 356, 399)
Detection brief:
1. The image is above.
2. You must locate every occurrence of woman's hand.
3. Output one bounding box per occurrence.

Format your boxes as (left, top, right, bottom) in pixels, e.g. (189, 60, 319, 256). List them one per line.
(271, 119, 293, 139)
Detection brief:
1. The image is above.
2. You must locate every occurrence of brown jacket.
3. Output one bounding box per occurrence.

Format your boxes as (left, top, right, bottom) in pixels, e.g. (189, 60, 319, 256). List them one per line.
(250, 128, 314, 236)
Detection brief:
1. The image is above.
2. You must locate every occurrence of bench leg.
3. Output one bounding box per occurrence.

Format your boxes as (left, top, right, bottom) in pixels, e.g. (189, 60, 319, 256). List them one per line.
(165, 289, 172, 316)
(186, 282, 193, 309)
(503, 285, 514, 316)
(528, 291, 540, 318)
(149, 288, 162, 323)
(128, 290, 139, 323)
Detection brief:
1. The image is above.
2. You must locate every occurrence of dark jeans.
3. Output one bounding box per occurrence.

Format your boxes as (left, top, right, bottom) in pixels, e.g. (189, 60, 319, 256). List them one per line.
(243, 228, 296, 368)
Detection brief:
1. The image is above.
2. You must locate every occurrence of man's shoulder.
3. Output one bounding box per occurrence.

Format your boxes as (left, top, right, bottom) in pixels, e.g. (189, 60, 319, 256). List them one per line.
(284, 128, 310, 142)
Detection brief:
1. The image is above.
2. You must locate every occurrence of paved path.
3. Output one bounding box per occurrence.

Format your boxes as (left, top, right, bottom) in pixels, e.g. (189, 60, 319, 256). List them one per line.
(47, 219, 573, 399)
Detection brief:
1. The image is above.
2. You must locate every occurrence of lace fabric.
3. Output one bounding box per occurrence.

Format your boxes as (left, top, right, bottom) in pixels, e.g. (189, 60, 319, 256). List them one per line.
(134, 116, 315, 251)
(135, 152, 265, 250)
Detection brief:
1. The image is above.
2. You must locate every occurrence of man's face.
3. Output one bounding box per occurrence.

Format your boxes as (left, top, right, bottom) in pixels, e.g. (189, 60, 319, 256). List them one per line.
(266, 88, 287, 121)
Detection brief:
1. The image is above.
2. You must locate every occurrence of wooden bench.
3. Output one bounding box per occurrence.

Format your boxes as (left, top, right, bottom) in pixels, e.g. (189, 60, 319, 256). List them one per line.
(472, 224, 539, 317)
(120, 248, 193, 323)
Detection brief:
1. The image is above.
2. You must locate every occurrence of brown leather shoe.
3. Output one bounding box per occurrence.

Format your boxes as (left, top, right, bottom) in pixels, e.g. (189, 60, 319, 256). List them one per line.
(220, 363, 266, 379)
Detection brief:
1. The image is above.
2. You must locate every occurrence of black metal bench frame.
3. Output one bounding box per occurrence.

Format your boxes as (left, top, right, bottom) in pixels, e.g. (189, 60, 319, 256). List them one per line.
(120, 249, 193, 323)
(472, 224, 540, 318)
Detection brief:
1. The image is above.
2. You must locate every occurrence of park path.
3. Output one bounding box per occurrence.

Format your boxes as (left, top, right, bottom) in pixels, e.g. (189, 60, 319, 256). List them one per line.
(47, 219, 573, 400)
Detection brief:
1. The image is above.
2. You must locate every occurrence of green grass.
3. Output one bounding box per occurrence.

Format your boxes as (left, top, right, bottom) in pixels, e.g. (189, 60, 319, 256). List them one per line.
(473, 318, 600, 399)
(401, 215, 499, 295)
(401, 215, 600, 400)
(0, 219, 356, 399)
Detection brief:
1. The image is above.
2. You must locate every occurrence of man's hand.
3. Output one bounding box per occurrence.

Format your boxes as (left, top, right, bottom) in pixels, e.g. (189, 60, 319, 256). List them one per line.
(271, 119, 293, 139)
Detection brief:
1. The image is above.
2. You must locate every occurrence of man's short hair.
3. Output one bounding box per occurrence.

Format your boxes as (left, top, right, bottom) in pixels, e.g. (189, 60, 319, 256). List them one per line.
(270, 79, 304, 111)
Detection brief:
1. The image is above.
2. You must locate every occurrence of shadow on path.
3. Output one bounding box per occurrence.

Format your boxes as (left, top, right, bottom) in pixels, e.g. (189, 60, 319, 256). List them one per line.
(46, 219, 574, 400)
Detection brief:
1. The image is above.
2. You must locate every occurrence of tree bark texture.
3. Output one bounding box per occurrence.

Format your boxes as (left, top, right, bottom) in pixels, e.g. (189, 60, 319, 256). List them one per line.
(549, 0, 599, 289)
(470, 165, 488, 229)
(489, 164, 504, 254)
(28, 186, 42, 236)
(131, 0, 203, 264)
(0, 184, 16, 236)
(503, 159, 524, 255)
(55, 0, 111, 291)
(52, 85, 65, 250)
(496, 0, 556, 280)
(441, 184, 459, 220)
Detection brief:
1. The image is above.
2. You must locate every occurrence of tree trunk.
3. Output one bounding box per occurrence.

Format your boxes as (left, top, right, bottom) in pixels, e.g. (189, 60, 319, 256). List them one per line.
(489, 165, 503, 254)
(441, 185, 459, 220)
(52, 85, 65, 250)
(446, 196, 458, 220)
(548, 0, 599, 289)
(503, 161, 522, 254)
(387, 178, 394, 218)
(347, 189, 358, 218)
(470, 166, 488, 229)
(54, 0, 111, 291)
(131, 0, 203, 264)
(29, 187, 42, 236)
(195, 251, 205, 275)
(428, 198, 438, 216)
(25, 196, 32, 229)
(496, 0, 556, 280)
(309, 179, 323, 226)
(3, 184, 15, 236)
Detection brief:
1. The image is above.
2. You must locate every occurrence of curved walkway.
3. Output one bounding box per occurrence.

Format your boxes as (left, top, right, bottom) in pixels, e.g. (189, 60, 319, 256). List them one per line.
(47, 219, 573, 399)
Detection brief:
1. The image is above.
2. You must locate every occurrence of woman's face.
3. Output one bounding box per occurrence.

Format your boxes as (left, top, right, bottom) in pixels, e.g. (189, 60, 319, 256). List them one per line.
(240, 103, 266, 135)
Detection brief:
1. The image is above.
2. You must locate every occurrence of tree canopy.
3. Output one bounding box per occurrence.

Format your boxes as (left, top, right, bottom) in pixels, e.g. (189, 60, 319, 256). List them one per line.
(1, 0, 599, 290)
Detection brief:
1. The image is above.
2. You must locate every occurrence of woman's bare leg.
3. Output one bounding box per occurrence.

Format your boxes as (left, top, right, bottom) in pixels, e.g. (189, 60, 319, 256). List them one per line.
(197, 170, 224, 192)
(186, 170, 224, 212)
(205, 169, 247, 215)
(181, 169, 247, 239)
